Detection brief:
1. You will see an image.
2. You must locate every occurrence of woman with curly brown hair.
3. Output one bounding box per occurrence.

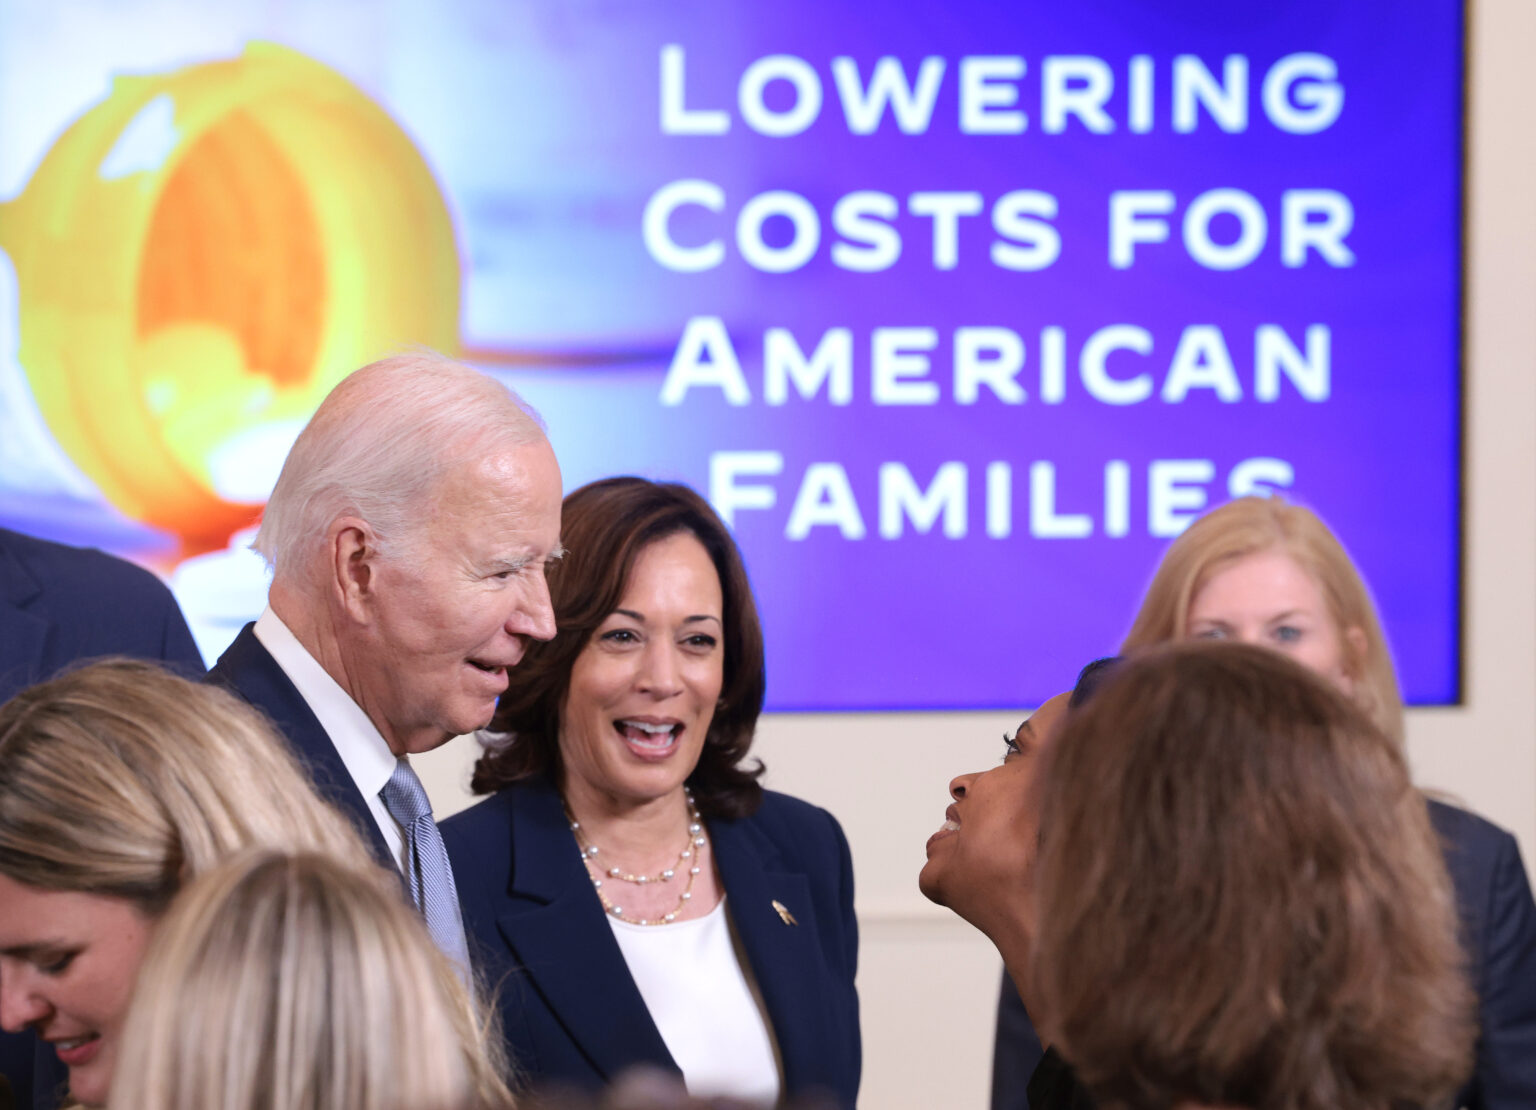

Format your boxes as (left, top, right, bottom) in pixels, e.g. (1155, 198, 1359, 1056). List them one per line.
(441, 477, 859, 1108)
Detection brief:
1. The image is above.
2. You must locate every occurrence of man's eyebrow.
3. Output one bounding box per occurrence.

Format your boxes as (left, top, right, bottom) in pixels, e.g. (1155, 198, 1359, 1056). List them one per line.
(486, 555, 534, 573)
(486, 545, 566, 574)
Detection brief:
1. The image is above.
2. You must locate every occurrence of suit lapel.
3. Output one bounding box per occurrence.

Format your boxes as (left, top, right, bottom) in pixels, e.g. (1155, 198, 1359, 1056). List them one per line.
(208, 624, 395, 868)
(0, 537, 50, 698)
(496, 781, 678, 1082)
(712, 816, 835, 1096)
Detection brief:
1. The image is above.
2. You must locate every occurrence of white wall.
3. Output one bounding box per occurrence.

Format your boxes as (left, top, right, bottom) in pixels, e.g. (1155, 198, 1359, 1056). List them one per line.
(420, 3, 1536, 1105)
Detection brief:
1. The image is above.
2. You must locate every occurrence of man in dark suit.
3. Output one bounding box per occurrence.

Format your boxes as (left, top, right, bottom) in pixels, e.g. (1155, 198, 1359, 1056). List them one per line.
(207, 351, 563, 970)
(0, 526, 204, 1110)
(0, 526, 203, 701)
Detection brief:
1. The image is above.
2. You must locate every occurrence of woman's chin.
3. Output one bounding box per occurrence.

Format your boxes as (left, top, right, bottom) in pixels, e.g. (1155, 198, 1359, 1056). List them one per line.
(67, 1062, 111, 1108)
(917, 859, 950, 907)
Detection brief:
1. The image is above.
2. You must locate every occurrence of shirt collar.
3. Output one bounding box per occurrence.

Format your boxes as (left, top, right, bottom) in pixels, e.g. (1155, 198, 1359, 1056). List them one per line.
(253, 606, 400, 801)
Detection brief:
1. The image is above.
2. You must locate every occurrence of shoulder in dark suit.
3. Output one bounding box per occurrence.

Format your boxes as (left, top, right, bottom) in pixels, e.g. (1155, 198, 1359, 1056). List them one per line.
(0, 527, 203, 703)
(1428, 799, 1536, 1110)
(0, 527, 204, 1110)
(989, 797, 1536, 1110)
(206, 622, 394, 867)
(440, 775, 861, 1108)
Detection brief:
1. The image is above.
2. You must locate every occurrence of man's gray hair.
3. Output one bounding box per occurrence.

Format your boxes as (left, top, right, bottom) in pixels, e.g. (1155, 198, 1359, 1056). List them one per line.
(253, 351, 546, 579)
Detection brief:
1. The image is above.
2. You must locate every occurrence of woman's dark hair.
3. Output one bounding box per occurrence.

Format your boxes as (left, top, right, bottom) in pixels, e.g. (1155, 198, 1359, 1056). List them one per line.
(1068, 656, 1120, 708)
(471, 477, 766, 818)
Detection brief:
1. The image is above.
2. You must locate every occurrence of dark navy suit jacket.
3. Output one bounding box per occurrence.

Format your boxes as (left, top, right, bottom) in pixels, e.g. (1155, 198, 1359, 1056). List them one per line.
(440, 776, 861, 1108)
(0, 527, 202, 702)
(206, 622, 395, 868)
(0, 528, 204, 1110)
(990, 798, 1536, 1110)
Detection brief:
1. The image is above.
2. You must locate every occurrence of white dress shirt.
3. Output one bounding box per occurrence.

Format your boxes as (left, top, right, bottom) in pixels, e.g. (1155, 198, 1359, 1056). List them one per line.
(253, 606, 407, 872)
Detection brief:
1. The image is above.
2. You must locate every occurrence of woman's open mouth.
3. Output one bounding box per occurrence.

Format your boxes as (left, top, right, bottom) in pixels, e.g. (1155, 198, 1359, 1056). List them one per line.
(614, 718, 682, 758)
(51, 1033, 102, 1068)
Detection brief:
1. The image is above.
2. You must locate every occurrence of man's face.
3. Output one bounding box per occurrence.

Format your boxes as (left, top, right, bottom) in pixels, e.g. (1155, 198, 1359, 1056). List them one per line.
(350, 439, 563, 754)
(918, 693, 1071, 930)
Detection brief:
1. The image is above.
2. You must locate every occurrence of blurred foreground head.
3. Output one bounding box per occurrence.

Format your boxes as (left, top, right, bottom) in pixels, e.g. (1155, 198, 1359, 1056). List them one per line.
(0, 659, 373, 1105)
(1032, 642, 1473, 1110)
(108, 851, 514, 1110)
(0, 659, 368, 906)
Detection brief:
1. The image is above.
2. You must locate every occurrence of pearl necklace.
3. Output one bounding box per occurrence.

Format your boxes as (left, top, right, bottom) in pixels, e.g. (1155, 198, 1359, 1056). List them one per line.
(566, 790, 708, 926)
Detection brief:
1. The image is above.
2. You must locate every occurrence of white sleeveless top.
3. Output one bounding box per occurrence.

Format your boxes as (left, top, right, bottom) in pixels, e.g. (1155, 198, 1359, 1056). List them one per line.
(608, 896, 782, 1105)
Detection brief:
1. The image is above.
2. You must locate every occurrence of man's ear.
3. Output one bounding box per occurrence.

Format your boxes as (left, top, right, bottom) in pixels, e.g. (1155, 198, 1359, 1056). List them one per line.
(328, 516, 379, 623)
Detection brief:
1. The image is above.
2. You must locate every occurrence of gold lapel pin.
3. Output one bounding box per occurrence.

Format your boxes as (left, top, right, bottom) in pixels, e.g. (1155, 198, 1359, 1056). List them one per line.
(772, 899, 798, 926)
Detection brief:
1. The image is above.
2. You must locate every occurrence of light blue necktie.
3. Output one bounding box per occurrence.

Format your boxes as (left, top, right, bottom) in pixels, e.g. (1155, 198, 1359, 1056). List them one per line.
(380, 758, 472, 978)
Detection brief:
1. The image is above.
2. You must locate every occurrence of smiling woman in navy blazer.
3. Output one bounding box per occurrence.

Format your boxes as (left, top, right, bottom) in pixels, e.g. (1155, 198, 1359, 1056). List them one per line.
(439, 478, 859, 1109)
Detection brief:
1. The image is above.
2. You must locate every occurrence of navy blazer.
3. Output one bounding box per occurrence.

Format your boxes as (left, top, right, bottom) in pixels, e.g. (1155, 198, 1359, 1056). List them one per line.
(440, 776, 861, 1108)
(0, 527, 203, 702)
(0, 528, 204, 1110)
(206, 623, 395, 868)
(990, 798, 1536, 1110)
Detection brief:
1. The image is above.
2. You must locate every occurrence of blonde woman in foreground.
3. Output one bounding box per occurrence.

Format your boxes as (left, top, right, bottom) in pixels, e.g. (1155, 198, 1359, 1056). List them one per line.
(0, 660, 377, 1106)
(109, 851, 513, 1110)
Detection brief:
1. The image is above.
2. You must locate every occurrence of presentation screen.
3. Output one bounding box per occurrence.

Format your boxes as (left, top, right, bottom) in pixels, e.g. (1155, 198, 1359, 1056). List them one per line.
(0, 1, 1463, 709)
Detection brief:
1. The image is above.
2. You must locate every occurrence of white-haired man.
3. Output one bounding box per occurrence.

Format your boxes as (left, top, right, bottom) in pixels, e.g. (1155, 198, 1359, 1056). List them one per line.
(210, 352, 562, 969)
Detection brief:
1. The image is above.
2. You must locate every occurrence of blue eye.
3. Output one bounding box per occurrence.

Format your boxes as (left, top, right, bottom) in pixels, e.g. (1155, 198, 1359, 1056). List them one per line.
(1195, 627, 1227, 640)
(1273, 625, 1302, 643)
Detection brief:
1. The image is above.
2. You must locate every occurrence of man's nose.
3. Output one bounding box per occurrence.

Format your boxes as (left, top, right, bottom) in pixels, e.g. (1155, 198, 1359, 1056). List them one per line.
(509, 572, 557, 641)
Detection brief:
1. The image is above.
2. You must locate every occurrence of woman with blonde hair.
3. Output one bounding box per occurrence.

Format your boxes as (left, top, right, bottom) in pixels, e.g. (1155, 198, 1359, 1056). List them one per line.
(108, 851, 513, 1110)
(1121, 496, 1536, 1108)
(1030, 643, 1475, 1110)
(0, 659, 380, 1106)
(1121, 494, 1399, 736)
